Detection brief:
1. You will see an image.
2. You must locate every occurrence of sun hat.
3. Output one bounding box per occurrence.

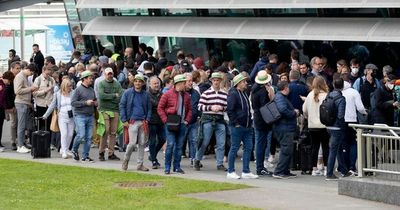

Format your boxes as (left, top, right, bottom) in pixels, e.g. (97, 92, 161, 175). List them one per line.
(255, 70, 272, 85)
(174, 74, 187, 84)
(134, 74, 145, 82)
(209, 72, 223, 81)
(104, 67, 113, 75)
(80, 70, 93, 79)
(232, 73, 247, 87)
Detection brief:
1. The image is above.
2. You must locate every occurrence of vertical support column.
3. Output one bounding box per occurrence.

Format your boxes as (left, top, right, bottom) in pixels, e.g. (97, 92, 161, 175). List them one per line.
(20, 8, 25, 61)
(357, 128, 364, 177)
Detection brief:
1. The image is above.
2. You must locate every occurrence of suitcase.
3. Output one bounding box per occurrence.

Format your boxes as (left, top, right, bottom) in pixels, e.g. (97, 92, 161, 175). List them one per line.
(291, 140, 300, 171)
(31, 117, 51, 158)
(299, 144, 313, 172)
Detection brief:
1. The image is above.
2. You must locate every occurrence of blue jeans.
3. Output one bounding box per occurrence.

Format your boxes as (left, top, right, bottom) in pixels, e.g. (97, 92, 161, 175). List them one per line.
(186, 122, 198, 160)
(255, 129, 272, 171)
(228, 126, 253, 173)
(327, 129, 348, 176)
(273, 131, 295, 175)
(149, 124, 166, 162)
(15, 103, 29, 146)
(164, 124, 187, 171)
(72, 115, 94, 159)
(196, 122, 226, 166)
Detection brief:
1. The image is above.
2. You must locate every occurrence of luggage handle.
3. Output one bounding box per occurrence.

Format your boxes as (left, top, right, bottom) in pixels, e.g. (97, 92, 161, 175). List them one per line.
(34, 117, 47, 131)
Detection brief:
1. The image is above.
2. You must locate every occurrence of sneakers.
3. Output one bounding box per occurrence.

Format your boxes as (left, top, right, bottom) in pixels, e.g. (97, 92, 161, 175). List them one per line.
(81, 157, 95, 163)
(349, 170, 358, 176)
(99, 152, 105, 161)
(174, 168, 185, 174)
(341, 171, 352, 177)
(227, 172, 241, 179)
(272, 174, 289, 179)
(217, 165, 228, 171)
(152, 161, 160, 169)
(17, 146, 30, 153)
(325, 174, 339, 181)
(61, 152, 68, 159)
(72, 151, 80, 161)
(257, 168, 273, 176)
(312, 169, 323, 176)
(24, 143, 32, 149)
(264, 160, 274, 168)
(122, 160, 129, 171)
(50, 144, 56, 151)
(108, 153, 120, 161)
(242, 172, 259, 179)
(137, 164, 149, 171)
(11, 143, 17, 151)
(194, 160, 201, 171)
(0, 147, 4, 152)
(286, 172, 297, 178)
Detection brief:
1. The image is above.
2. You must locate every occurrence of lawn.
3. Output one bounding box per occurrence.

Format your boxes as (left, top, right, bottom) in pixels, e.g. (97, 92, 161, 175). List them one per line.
(0, 159, 254, 210)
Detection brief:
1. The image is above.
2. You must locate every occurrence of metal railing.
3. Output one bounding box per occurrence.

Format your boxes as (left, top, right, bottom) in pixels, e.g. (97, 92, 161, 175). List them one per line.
(349, 123, 400, 180)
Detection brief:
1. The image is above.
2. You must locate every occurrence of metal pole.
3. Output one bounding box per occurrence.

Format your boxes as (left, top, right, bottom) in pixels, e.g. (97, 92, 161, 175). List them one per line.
(20, 8, 25, 61)
(357, 129, 364, 178)
(12, 30, 15, 50)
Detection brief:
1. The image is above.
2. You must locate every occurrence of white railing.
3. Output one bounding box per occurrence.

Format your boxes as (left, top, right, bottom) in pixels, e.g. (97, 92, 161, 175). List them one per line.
(349, 123, 400, 180)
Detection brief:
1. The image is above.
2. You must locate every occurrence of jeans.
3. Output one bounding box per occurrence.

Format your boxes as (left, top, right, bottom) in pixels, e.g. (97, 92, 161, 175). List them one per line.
(327, 129, 348, 176)
(148, 124, 166, 162)
(344, 125, 357, 171)
(273, 131, 295, 175)
(164, 123, 187, 171)
(72, 114, 94, 159)
(15, 103, 29, 147)
(255, 129, 272, 171)
(186, 122, 199, 160)
(196, 122, 225, 166)
(228, 126, 253, 173)
(124, 121, 148, 164)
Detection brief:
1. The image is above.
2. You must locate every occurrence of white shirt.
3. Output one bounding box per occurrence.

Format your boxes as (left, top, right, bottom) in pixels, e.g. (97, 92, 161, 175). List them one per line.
(342, 81, 367, 122)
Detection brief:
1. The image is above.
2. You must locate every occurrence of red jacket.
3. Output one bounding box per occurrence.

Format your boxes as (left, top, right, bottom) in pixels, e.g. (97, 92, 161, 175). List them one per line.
(157, 87, 192, 124)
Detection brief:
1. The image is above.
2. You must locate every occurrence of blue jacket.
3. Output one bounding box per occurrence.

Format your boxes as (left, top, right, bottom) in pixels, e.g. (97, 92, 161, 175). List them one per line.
(188, 89, 201, 124)
(288, 80, 309, 111)
(250, 57, 269, 82)
(327, 90, 346, 129)
(274, 92, 297, 132)
(119, 88, 151, 123)
(227, 87, 252, 128)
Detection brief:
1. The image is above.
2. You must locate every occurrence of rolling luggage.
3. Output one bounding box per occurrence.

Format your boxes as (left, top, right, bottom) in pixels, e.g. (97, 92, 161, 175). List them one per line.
(31, 117, 51, 158)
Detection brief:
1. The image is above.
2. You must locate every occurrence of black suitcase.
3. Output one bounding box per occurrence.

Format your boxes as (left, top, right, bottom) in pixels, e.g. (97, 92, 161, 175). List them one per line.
(299, 144, 313, 172)
(31, 117, 51, 158)
(291, 140, 300, 171)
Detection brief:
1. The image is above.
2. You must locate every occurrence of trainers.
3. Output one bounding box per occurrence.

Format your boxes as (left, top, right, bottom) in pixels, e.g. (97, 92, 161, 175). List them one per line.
(217, 165, 228, 171)
(50, 144, 56, 151)
(341, 172, 352, 177)
(61, 152, 68, 159)
(122, 160, 129, 171)
(194, 160, 201, 171)
(264, 160, 274, 168)
(323, 167, 327, 176)
(242, 172, 259, 179)
(24, 143, 32, 149)
(286, 172, 297, 178)
(72, 151, 79, 161)
(164, 170, 170, 174)
(17, 146, 30, 153)
(257, 168, 273, 176)
(0, 147, 4, 152)
(174, 168, 185, 174)
(325, 174, 339, 181)
(349, 170, 358, 176)
(227, 172, 241, 179)
(312, 169, 323, 176)
(108, 153, 120, 161)
(99, 152, 105, 161)
(11, 143, 17, 151)
(137, 164, 149, 171)
(81, 157, 95, 163)
(152, 161, 159, 169)
(272, 174, 289, 179)
(66, 150, 74, 158)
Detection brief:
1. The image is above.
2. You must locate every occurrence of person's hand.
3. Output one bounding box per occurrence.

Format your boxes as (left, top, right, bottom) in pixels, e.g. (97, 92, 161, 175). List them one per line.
(393, 101, 399, 108)
(86, 100, 94, 106)
(115, 93, 119, 98)
(300, 96, 306, 101)
(294, 109, 300, 116)
(211, 105, 219, 112)
(184, 121, 189, 125)
(31, 86, 38, 92)
(123, 121, 129, 127)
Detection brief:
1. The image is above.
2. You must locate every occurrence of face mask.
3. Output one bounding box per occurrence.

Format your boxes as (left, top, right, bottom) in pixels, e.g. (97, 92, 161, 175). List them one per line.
(387, 83, 394, 90)
(351, 67, 359, 75)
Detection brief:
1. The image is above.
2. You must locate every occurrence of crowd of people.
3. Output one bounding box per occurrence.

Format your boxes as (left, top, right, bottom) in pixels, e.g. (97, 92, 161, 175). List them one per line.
(0, 42, 399, 180)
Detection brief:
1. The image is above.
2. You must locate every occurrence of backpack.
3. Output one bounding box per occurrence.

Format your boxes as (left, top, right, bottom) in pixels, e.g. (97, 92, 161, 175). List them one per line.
(319, 92, 342, 126)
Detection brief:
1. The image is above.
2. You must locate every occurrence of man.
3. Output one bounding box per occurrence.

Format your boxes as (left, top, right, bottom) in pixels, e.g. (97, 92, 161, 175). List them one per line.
(120, 74, 151, 171)
(14, 63, 38, 153)
(155, 50, 168, 75)
(326, 78, 350, 180)
(349, 58, 361, 84)
(44, 56, 56, 69)
(7, 61, 21, 150)
(299, 62, 313, 84)
(157, 74, 192, 174)
(352, 64, 381, 111)
(147, 76, 165, 169)
(310, 56, 323, 77)
(30, 44, 45, 75)
(227, 74, 258, 179)
(135, 43, 148, 66)
(8, 49, 20, 71)
(146, 46, 158, 63)
(288, 70, 308, 111)
(195, 72, 228, 171)
(66, 51, 81, 71)
(272, 81, 299, 179)
(182, 73, 200, 166)
(98, 68, 123, 161)
(33, 65, 55, 131)
(250, 48, 269, 82)
(71, 70, 97, 162)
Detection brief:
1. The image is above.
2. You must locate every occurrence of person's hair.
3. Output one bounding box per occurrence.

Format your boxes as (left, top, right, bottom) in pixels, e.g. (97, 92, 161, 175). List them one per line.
(280, 72, 288, 80)
(289, 69, 300, 80)
(259, 48, 269, 58)
(186, 53, 194, 60)
(299, 62, 309, 68)
(149, 75, 161, 86)
(333, 78, 344, 90)
(45, 56, 56, 65)
(32, 44, 39, 48)
(52, 71, 60, 83)
(72, 51, 81, 58)
(146, 46, 154, 56)
(350, 58, 360, 65)
(158, 49, 166, 57)
(337, 59, 347, 67)
(310, 56, 320, 66)
(138, 43, 147, 52)
(383, 65, 393, 74)
(75, 63, 85, 72)
(268, 54, 278, 61)
(277, 81, 289, 91)
(311, 76, 329, 102)
(341, 72, 351, 82)
(10, 61, 21, 69)
(116, 60, 124, 72)
(102, 49, 113, 58)
(291, 49, 299, 61)
(2, 71, 15, 81)
(47, 65, 59, 73)
(177, 53, 185, 60)
(60, 78, 72, 95)
(192, 70, 201, 83)
(25, 63, 36, 72)
(158, 68, 171, 81)
(9, 49, 16, 56)
(143, 62, 154, 71)
(277, 62, 290, 75)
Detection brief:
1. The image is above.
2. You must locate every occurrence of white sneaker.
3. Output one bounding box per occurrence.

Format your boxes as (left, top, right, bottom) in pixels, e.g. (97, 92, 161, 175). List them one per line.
(241, 172, 259, 179)
(264, 160, 274, 168)
(268, 155, 275, 163)
(312, 169, 322, 176)
(324, 167, 327, 176)
(17, 146, 30, 153)
(144, 147, 149, 152)
(0, 147, 4, 152)
(227, 172, 241, 179)
(61, 152, 68, 159)
(66, 150, 74, 157)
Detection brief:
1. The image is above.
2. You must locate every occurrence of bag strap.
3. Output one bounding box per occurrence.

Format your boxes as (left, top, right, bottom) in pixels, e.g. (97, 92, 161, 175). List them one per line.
(180, 92, 184, 116)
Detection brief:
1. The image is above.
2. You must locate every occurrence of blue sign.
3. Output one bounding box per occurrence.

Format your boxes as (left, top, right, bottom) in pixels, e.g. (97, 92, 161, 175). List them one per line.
(46, 25, 74, 63)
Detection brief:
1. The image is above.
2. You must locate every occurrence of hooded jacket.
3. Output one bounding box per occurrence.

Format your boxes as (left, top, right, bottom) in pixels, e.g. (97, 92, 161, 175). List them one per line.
(251, 83, 272, 130)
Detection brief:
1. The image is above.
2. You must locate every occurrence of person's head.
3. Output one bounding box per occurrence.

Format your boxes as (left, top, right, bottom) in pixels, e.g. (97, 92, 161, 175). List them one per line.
(264, 63, 273, 74)
(10, 61, 21, 75)
(127, 71, 135, 85)
(289, 70, 300, 82)
(138, 43, 147, 54)
(364, 63, 378, 78)
(52, 71, 60, 84)
(311, 56, 322, 72)
(333, 77, 344, 90)
(44, 56, 56, 67)
(124, 47, 133, 57)
(60, 78, 73, 95)
(23, 63, 36, 77)
(291, 61, 300, 71)
(2, 71, 15, 85)
(383, 65, 393, 78)
(185, 54, 194, 64)
(277, 81, 289, 95)
(146, 46, 154, 57)
(173, 74, 187, 92)
(184, 73, 193, 91)
(341, 66, 350, 75)
(80, 70, 94, 86)
(259, 48, 269, 59)
(102, 49, 113, 58)
(32, 44, 39, 53)
(192, 70, 201, 84)
(268, 54, 278, 64)
(68, 67, 76, 76)
(383, 74, 396, 91)
(279, 73, 289, 82)
(133, 74, 145, 91)
(209, 72, 223, 89)
(177, 52, 185, 62)
(104, 67, 114, 82)
(291, 49, 299, 62)
(311, 76, 329, 102)
(149, 76, 161, 92)
(9, 49, 16, 58)
(75, 63, 86, 73)
(157, 49, 166, 58)
(72, 51, 81, 59)
(233, 73, 248, 92)
(350, 58, 360, 75)
(88, 64, 98, 73)
(255, 70, 272, 86)
(336, 59, 347, 73)
(43, 65, 55, 77)
(143, 62, 154, 75)
(299, 62, 309, 75)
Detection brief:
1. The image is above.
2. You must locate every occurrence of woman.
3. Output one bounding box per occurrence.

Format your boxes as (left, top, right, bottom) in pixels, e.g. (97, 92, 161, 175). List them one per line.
(2, 71, 16, 150)
(371, 74, 398, 126)
(302, 76, 329, 176)
(43, 79, 75, 159)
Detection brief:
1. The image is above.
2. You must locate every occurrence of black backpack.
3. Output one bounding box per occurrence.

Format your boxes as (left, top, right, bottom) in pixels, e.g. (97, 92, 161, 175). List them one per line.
(320, 92, 342, 126)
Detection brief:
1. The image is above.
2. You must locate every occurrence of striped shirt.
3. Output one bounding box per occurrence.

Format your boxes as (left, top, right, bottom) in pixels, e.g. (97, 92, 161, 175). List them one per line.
(198, 86, 228, 115)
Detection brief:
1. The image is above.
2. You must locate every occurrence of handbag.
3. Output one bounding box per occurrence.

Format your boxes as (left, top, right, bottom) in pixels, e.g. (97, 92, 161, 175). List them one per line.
(259, 100, 281, 124)
(50, 110, 60, 132)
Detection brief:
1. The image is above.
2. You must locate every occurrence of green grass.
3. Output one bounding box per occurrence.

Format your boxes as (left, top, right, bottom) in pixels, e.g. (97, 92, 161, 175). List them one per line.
(0, 159, 254, 210)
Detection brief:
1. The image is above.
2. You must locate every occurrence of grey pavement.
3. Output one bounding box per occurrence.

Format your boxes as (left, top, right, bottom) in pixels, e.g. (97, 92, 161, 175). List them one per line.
(0, 121, 398, 210)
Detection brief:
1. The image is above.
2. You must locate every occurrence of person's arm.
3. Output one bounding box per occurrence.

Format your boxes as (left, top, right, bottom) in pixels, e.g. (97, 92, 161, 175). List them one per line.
(184, 94, 192, 124)
(302, 93, 310, 118)
(98, 81, 116, 100)
(227, 91, 238, 125)
(337, 97, 346, 127)
(275, 94, 296, 119)
(119, 90, 128, 123)
(198, 92, 210, 112)
(43, 94, 57, 119)
(146, 94, 152, 121)
(71, 88, 86, 108)
(32, 77, 49, 97)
